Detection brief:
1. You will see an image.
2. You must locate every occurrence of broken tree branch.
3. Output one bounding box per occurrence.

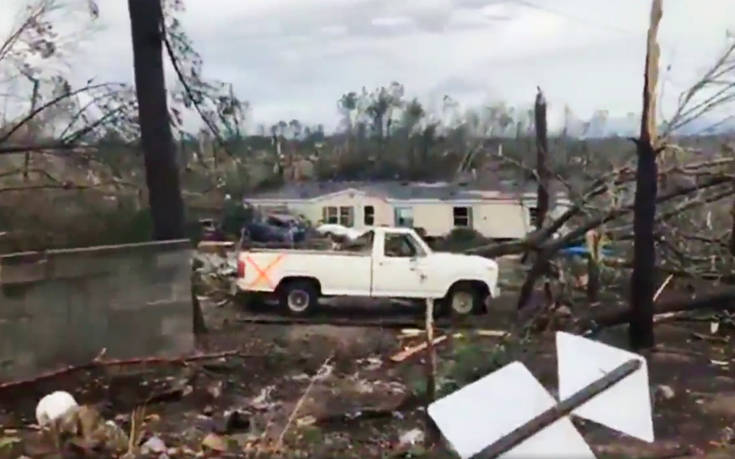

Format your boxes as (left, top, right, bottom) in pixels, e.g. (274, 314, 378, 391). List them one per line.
(0, 350, 243, 391)
(516, 169, 730, 310)
(0, 83, 125, 146)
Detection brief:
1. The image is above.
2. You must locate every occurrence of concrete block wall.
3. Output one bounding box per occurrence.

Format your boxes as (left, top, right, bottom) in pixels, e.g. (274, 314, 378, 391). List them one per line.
(0, 239, 194, 381)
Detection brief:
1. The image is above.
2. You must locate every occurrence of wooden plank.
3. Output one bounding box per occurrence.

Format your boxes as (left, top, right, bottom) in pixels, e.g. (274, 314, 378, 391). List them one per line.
(475, 330, 509, 338)
(390, 335, 448, 363)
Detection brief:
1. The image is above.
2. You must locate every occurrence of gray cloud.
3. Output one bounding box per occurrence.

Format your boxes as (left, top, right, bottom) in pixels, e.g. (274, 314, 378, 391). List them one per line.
(2, 0, 735, 132)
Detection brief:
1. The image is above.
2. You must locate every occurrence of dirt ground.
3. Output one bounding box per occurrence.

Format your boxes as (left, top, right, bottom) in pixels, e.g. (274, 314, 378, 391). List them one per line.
(3, 288, 735, 457)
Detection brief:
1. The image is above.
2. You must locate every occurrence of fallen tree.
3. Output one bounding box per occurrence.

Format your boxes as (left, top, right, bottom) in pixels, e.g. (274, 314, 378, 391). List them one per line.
(582, 287, 735, 330)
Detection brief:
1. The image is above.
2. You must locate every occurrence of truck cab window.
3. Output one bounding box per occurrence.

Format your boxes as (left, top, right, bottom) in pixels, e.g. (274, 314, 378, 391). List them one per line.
(343, 230, 374, 253)
(384, 233, 424, 258)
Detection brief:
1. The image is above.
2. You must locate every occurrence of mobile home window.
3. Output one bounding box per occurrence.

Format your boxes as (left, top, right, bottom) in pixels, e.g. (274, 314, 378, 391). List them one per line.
(322, 206, 338, 224)
(453, 206, 472, 227)
(339, 206, 354, 227)
(394, 207, 414, 228)
(364, 205, 375, 225)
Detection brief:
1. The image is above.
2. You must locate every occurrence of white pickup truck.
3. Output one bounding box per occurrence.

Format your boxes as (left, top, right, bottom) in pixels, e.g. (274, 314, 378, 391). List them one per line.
(236, 227, 499, 316)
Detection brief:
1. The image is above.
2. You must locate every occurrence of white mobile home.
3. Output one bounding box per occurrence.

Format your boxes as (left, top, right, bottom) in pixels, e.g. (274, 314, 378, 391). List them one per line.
(244, 181, 569, 240)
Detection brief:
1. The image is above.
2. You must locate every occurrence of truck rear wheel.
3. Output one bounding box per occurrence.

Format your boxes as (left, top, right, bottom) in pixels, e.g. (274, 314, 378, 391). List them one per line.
(279, 280, 318, 316)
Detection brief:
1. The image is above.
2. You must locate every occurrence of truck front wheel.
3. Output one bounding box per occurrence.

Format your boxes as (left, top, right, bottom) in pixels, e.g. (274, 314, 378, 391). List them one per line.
(279, 280, 318, 316)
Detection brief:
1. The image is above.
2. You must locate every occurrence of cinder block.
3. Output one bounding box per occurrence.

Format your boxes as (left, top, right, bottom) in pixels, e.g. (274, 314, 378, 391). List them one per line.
(156, 249, 192, 270)
(161, 314, 193, 336)
(158, 333, 195, 356)
(48, 252, 115, 280)
(0, 257, 48, 285)
(22, 281, 70, 319)
(0, 290, 29, 320)
(1, 351, 37, 380)
(171, 275, 191, 301)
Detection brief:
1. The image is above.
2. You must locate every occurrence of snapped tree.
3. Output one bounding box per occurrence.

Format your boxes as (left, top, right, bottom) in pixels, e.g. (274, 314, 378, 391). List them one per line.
(127, 0, 185, 241)
(629, 0, 663, 349)
(534, 86, 550, 230)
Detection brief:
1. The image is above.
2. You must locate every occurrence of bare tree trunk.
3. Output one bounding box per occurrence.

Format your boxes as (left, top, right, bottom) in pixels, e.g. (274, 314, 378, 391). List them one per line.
(729, 200, 735, 256)
(424, 299, 436, 402)
(534, 87, 550, 229)
(424, 298, 438, 446)
(586, 229, 601, 304)
(191, 278, 207, 334)
(517, 252, 548, 310)
(127, 0, 185, 240)
(587, 255, 600, 304)
(519, 88, 551, 301)
(629, 0, 663, 350)
(23, 78, 39, 182)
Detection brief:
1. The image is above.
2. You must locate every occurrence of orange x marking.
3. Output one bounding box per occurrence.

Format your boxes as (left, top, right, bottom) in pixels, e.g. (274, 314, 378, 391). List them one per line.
(246, 254, 285, 289)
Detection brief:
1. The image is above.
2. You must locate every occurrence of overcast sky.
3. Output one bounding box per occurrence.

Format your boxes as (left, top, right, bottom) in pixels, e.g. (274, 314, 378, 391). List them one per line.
(3, 0, 735, 132)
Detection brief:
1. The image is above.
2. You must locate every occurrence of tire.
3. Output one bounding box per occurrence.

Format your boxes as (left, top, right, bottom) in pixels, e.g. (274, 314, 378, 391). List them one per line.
(279, 280, 319, 316)
(445, 284, 482, 316)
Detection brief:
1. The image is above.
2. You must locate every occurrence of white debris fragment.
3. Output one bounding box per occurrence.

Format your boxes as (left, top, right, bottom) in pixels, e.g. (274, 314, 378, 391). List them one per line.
(315, 362, 334, 381)
(655, 385, 675, 401)
(354, 378, 375, 394)
(250, 385, 277, 411)
(356, 356, 382, 371)
(290, 373, 310, 382)
(399, 428, 425, 447)
(141, 435, 167, 455)
(35, 391, 79, 427)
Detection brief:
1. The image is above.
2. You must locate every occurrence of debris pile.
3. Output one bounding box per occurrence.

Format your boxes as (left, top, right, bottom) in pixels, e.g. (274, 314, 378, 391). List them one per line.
(193, 251, 238, 300)
(29, 392, 130, 457)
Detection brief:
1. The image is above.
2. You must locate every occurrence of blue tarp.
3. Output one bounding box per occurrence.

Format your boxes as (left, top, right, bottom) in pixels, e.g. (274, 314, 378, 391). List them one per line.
(560, 245, 614, 257)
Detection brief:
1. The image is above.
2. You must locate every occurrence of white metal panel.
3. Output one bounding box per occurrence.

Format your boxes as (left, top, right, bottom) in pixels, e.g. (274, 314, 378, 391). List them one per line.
(556, 332, 654, 443)
(428, 361, 595, 459)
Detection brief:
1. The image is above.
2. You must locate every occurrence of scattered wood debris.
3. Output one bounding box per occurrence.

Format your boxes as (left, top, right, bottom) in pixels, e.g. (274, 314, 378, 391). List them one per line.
(390, 336, 449, 363)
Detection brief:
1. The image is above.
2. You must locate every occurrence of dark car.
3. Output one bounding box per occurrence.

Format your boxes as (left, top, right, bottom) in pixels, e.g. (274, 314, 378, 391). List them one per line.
(241, 213, 307, 243)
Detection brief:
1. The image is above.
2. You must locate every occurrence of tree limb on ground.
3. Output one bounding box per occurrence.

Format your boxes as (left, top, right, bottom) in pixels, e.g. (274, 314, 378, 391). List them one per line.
(582, 287, 735, 330)
(0, 350, 245, 391)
